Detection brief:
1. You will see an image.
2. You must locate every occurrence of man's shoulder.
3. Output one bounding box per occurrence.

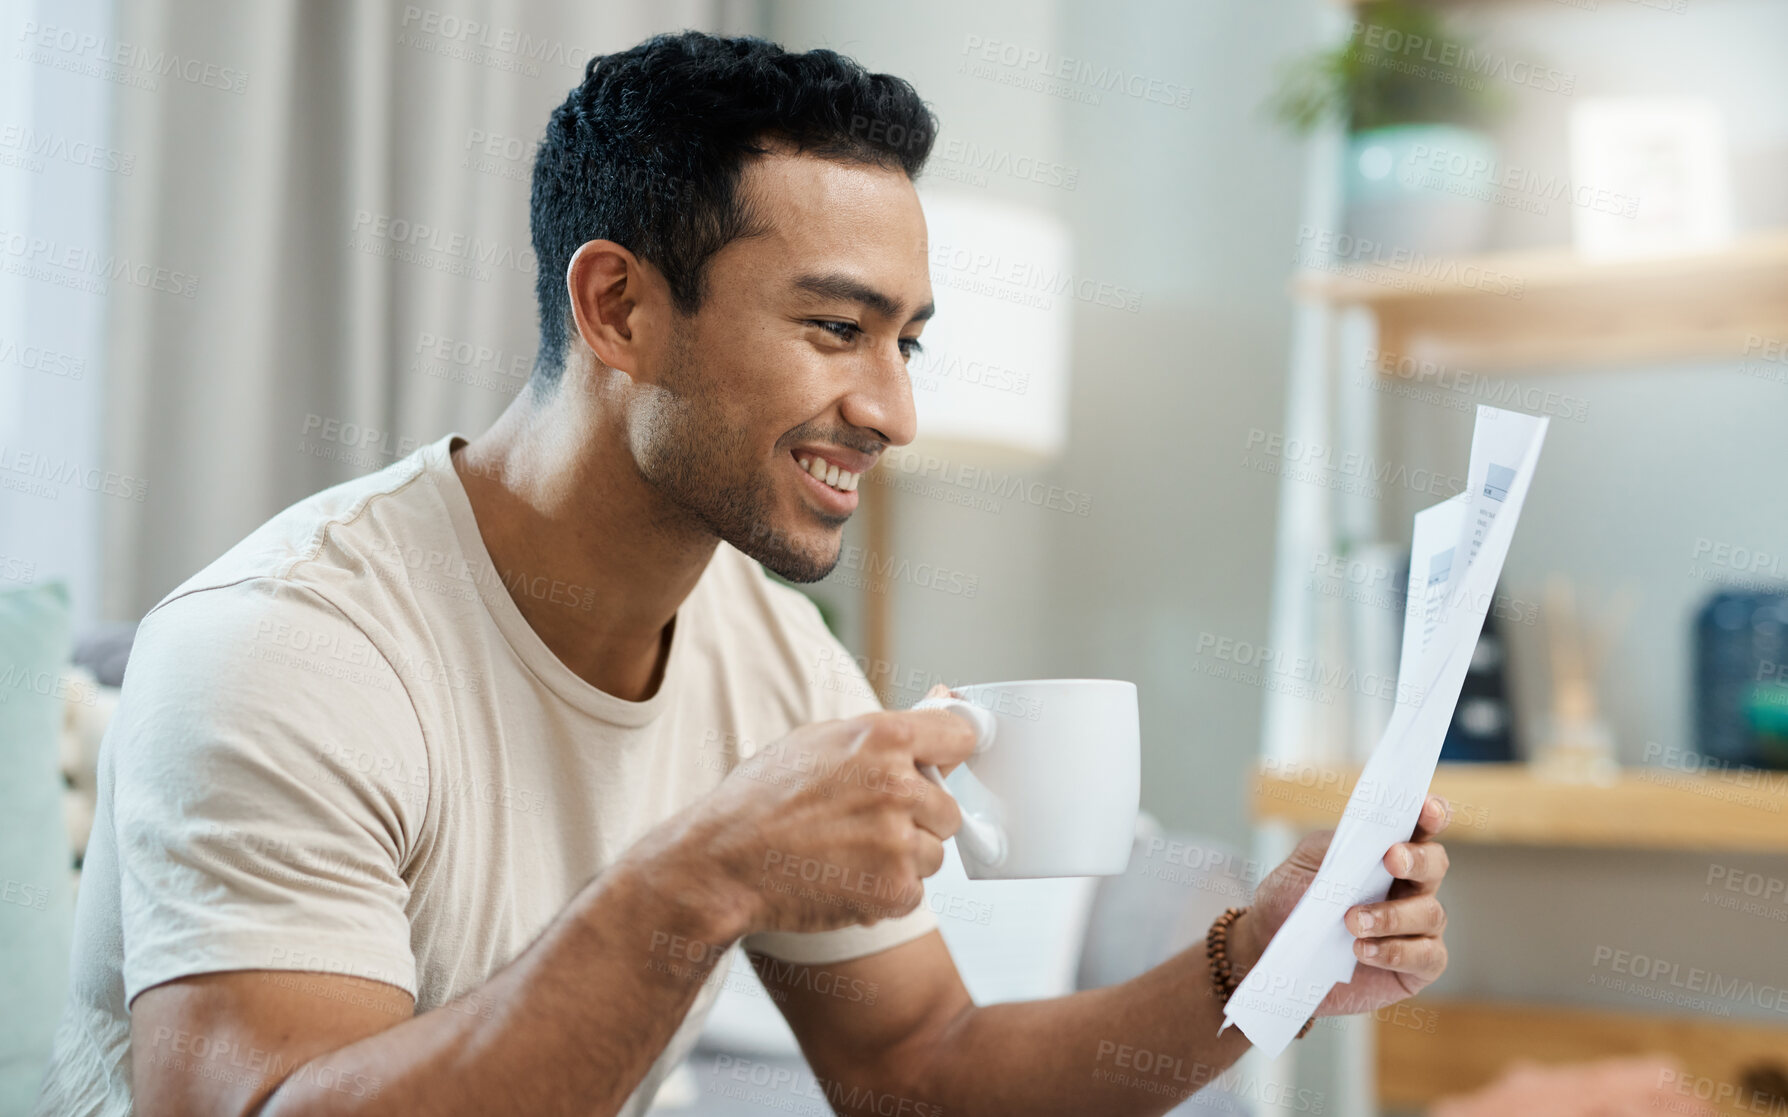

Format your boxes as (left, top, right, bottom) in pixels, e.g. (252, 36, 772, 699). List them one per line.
(148, 439, 452, 626)
(126, 574, 409, 713)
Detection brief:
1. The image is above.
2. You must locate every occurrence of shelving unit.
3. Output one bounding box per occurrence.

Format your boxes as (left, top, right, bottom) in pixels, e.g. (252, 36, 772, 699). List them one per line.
(1376, 1001, 1788, 1111)
(1257, 761, 1788, 1110)
(1258, 230, 1788, 1115)
(1253, 761, 1788, 853)
(1294, 232, 1788, 371)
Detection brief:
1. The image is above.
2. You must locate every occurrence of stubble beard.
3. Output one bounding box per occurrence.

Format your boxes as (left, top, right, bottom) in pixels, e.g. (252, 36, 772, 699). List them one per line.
(634, 329, 845, 584)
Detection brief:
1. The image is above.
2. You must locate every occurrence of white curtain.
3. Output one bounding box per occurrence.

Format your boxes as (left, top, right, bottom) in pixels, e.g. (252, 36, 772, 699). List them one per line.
(1, 0, 115, 630)
(101, 0, 759, 620)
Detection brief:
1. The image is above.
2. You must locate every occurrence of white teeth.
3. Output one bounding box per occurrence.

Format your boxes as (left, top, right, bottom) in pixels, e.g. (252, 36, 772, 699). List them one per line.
(796, 453, 860, 493)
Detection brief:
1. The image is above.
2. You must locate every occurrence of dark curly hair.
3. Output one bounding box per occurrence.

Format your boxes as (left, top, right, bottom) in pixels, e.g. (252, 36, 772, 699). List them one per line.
(527, 31, 939, 388)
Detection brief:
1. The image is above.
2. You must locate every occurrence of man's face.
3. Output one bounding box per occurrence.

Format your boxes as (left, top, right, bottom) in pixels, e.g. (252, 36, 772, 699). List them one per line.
(627, 150, 932, 582)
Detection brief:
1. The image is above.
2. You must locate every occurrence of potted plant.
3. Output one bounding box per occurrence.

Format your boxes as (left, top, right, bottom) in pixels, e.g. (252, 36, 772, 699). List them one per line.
(1270, 0, 1508, 257)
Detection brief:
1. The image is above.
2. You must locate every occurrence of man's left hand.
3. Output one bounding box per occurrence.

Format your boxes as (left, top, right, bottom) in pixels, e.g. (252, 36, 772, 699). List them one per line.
(1230, 794, 1452, 1016)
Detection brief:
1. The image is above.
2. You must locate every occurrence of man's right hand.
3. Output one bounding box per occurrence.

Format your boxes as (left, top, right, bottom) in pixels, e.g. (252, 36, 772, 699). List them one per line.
(647, 706, 979, 937)
(129, 706, 976, 1117)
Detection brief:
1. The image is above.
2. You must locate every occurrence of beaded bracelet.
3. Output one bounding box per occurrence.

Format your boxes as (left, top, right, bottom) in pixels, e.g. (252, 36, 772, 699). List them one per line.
(1205, 906, 1315, 1041)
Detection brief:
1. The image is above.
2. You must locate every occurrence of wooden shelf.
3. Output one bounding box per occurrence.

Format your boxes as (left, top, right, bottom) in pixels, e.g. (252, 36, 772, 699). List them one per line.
(1291, 230, 1788, 371)
(1252, 762, 1788, 852)
(1377, 999, 1788, 1113)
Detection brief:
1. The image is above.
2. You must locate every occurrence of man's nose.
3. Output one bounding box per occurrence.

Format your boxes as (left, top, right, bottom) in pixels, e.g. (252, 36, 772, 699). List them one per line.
(840, 344, 918, 448)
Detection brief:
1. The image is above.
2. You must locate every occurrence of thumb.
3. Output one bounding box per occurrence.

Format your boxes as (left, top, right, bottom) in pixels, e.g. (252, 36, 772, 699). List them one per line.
(1290, 828, 1333, 871)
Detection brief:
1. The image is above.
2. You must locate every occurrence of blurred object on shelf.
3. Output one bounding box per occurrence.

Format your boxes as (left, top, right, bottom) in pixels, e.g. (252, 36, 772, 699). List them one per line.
(1570, 98, 1734, 261)
(1346, 124, 1497, 258)
(1267, 0, 1507, 257)
(1439, 603, 1518, 764)
(1532, 576, 1630, 785)
(1695, 591, 1788, 771)
(1368, 536, 1519, 765)
(1429, 1055, 1715, 1117)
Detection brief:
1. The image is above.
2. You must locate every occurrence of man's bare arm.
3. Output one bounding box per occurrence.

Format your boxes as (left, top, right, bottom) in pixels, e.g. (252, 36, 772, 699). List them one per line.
(766, 797, 1455, 1117)
(753, 929, 1249, 1116)
(132, 841, 750, 1117)
(130, 708, 978, 1117)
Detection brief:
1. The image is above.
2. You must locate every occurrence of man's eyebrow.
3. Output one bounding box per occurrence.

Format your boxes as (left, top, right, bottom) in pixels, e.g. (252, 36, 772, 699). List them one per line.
(792, 273, 935, 324)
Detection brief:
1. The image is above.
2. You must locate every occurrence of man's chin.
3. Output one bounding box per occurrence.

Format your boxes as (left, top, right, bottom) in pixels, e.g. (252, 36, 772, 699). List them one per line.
(734, 516, 845, 583)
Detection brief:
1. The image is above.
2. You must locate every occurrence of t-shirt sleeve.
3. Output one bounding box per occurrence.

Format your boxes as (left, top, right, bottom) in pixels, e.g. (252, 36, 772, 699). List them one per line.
(111, 579, 427, 1005)
(740, 588, 939, 965)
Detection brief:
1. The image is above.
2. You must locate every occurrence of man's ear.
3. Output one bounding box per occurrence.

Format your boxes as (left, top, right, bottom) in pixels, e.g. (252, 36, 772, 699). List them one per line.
(565, 239, 670, 379)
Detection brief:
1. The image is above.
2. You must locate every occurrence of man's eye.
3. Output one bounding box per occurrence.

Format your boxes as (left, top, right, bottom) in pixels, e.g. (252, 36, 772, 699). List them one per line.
(811, 321, 921, 360)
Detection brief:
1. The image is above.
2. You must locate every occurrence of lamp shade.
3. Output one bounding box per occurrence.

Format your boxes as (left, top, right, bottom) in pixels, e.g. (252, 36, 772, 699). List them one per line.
(910, 189, 1073, 461)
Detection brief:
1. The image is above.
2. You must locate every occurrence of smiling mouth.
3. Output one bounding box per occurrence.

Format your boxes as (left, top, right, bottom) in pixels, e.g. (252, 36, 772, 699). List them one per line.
(793, 452, 861, 492)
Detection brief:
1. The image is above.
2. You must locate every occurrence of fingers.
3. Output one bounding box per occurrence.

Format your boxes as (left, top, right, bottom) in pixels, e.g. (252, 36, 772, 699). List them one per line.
(1347, 894, 1446, 939)
(885, 707, 978, 771)
(908, 767, 963, 842)
(912, 827, 946, 880)
(1410, 794, 1451, 842)
(1353, 932, 1448, 980)
(1383, 837, 1450, 891)
(848, 704, 971, 843)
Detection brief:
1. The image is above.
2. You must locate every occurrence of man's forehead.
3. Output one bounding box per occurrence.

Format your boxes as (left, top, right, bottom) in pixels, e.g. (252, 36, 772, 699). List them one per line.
(738, 150, 930, 267)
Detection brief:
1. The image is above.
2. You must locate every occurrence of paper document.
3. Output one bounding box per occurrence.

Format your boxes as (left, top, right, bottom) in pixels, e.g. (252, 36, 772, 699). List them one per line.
(1224, 406, 1548, 1057)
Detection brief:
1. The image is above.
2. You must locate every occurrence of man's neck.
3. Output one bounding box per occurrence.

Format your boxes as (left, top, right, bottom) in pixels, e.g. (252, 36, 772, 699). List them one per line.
(452, 381, 718, 702)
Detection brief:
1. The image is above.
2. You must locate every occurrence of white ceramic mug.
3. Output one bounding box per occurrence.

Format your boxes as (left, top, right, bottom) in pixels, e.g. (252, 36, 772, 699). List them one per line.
(913, 679, 1140, 880)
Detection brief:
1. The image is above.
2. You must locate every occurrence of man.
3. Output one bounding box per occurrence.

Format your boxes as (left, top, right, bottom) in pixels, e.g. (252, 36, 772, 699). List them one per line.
(36, 31, 1451, 1117)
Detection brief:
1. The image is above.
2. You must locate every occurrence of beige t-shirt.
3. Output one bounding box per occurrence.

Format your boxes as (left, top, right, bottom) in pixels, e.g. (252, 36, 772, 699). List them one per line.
(34, 435, 935, 1116)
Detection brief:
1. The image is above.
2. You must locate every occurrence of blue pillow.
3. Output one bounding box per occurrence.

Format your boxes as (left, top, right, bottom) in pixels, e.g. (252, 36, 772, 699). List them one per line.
(0, 581, 77, 1109)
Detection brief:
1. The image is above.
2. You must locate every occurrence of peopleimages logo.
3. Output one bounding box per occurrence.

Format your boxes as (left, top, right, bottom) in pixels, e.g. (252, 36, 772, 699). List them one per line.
(958, 35, 1193, 109)
(349, 210, 537, 278)
(1359, 347, 1590, 423)
(15, 21, 249, 94)
(397, 6, 593, 73)
(1294, 226, 1526, 299)
(0, 124, 136, 175)
(1347, 20, 1576, 95)
(1400, 143, 1638, 219)
(0, 442, 149, 502)
(0, 227, 199, 298)
(833, 543, 980, 598)
(930, 243, 1143, 313)
(1241, 426, 1465, 501)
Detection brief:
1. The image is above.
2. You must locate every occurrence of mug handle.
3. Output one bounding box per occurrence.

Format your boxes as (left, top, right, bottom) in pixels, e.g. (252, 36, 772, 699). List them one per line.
(912, 695, 1008, 869)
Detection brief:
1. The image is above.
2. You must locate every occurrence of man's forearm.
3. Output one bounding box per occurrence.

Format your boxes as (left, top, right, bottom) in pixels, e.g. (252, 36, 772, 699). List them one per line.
(899, 947, 1253, 1117)
(261, 847, 747, 1117)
